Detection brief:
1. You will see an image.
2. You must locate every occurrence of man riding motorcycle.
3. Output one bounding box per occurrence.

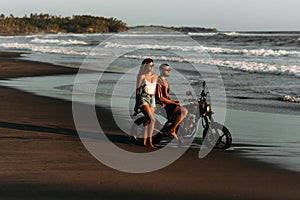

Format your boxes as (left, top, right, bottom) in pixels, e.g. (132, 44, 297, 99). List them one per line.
(156, 63, 188, 140)
(131, 65, 232, 149)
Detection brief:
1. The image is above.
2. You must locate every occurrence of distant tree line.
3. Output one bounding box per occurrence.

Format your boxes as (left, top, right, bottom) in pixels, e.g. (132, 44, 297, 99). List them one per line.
(170, 26, 218, 33)
(131, 25, 218, 33)
(0, 13, 128, 34)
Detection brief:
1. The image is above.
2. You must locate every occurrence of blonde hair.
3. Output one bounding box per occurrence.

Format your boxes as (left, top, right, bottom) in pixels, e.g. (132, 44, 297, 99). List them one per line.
(138, 58, 153, 75)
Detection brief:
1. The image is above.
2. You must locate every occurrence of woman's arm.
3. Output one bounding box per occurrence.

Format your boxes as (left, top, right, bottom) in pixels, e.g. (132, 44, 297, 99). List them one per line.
(136, 74, 144, 95)
(134, 74, 144, 112)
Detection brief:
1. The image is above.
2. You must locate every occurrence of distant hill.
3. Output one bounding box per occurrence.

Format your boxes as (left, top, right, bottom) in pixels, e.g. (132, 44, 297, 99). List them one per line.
(130, 25, 218, 33)
(171, 26, 218, 33)
(0, 13, 128, 35)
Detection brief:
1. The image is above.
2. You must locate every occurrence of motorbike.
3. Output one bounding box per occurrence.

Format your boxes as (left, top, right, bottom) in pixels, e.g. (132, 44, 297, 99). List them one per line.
(130, 81, 232, 150)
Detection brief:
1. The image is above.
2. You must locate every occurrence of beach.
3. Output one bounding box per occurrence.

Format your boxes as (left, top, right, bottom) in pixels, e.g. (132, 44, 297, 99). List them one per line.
(0, 52, 299, 199)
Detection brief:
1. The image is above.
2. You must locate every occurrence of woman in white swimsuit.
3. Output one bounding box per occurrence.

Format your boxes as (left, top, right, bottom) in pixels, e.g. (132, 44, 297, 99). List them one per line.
(134, 58, 158, 148)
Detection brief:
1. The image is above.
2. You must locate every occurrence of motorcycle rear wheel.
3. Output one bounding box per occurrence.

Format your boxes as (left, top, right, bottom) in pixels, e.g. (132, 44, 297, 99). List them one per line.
(130, 116, 163, 145)
(130, 116, 145, 145)
(202, 122, 232, 150)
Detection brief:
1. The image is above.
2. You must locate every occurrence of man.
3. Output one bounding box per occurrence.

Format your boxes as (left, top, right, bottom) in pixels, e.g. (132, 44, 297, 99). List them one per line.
(156, 63, 188, 140)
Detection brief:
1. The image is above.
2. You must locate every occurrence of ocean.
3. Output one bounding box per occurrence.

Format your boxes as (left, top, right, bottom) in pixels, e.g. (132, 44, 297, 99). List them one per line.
(0, 28, 299, 172)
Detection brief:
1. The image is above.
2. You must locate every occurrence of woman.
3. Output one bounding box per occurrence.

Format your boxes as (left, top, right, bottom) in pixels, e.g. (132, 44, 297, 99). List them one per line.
(134, 58, 158, 148)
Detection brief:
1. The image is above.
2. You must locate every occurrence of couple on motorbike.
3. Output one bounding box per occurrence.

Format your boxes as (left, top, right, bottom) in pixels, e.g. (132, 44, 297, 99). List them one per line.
(134, 58, 188, 148)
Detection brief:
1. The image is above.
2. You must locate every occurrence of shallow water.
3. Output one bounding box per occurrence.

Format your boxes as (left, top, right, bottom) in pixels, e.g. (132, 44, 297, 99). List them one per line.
(225, 109, 300, 172)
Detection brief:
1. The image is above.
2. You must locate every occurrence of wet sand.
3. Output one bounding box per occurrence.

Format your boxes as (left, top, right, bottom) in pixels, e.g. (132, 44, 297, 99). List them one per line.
(0, 52, 300, 200)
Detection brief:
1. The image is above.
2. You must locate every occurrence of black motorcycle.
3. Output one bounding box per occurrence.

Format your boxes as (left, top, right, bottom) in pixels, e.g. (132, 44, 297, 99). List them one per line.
(130, 81, 232, 150)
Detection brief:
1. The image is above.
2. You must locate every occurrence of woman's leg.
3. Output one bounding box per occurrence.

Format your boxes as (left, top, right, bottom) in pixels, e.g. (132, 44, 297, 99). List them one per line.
(141, 104, 156, 147)
(143, 124, 148, 146)
(148, 107, 156, 147)
(141, 107, 150, 146)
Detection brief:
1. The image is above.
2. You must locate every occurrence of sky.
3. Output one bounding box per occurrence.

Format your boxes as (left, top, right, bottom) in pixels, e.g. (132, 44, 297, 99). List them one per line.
(1, 0, 299, 31)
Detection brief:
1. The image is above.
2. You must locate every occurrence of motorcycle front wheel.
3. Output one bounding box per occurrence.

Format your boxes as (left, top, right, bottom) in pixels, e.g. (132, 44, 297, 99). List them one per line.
(202, 122, 232, 150)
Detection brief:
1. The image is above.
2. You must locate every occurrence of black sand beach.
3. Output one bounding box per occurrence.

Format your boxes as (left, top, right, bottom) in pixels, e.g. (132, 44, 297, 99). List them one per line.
(0, 52, 300, 200)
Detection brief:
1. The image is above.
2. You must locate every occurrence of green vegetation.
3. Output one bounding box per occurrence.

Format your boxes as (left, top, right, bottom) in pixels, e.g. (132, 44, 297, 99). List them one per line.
(0, 13, 128, 34)
(0, 13, 217, 35)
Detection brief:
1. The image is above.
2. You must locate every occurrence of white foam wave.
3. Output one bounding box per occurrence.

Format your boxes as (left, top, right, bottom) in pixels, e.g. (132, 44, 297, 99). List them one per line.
(223, 32, 240, 36)
(0, 36, 15, 39)
(221, 32, 300, 37)
(283, 95, 300, 103)
(123, 54, 300, 77)
(116, 33, 185, 37)
(43, 33, 109, 38)
(205, 47, 300, 57)
(0, 42, 117, 58)
(104, 42, 206, 52)
(31, 38, 88, 45)
(104, 42, 300, 57)
(1, 41, 299, 77)
(187, 32, 218, 36)
(0, 43, 89, 55)
(123, 55, 187, 63)
(210, 60, 300, 77)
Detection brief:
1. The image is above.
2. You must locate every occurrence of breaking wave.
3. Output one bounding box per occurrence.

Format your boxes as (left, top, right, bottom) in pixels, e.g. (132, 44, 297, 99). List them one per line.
(123, 54, 300, 77)
(283, 95, 300, 103)
(31, 38, 88, 45)
(104, 42, 300, 57)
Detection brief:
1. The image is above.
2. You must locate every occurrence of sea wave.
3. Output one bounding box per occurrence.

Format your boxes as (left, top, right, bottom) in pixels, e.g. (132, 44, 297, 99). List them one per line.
(239, 86, 300, 104)
(0, 43, 89, 55)
(208, 60, 300, 77)
(220, 32, 300, 37)
(0, 36, 15, 39)
(123, 54, 300, 77)
(104, 42, 300, 57)
(116, 33, 185, 37)
(283, 95, 300, 103)
(1, 36, 299, 58)
(31, 38, 88, 45)
(187, 32, 218, 36)
(207, 48, 300, 57)
(1, 41, 299, 78)
(223, 32, 239, 36)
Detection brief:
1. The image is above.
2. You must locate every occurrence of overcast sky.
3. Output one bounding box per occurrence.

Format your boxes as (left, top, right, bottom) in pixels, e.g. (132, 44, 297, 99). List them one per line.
(1, 0, 299, 31)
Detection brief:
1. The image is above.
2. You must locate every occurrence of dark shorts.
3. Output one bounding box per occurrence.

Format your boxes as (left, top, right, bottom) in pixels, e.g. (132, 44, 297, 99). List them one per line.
(165, 104, 178, 118)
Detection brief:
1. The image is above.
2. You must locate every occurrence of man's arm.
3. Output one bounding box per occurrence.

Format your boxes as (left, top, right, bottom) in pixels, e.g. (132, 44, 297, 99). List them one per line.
(156, 82, 180, 106)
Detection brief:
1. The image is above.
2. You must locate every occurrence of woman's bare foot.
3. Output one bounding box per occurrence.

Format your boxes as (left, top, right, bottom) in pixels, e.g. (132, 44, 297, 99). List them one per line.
(149, 144, 156, 149)
(143, 139, 148, 147)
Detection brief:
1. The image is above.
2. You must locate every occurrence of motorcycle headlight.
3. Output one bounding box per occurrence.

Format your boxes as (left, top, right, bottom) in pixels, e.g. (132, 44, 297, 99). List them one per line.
(206, 104, 212, 113)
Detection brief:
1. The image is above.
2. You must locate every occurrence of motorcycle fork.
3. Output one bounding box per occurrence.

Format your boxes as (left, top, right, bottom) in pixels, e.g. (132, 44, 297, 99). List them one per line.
(201, 115, 212, 128)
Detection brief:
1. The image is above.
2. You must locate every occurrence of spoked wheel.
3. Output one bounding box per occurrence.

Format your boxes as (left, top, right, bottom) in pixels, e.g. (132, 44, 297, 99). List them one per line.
(202, 122, 232, 150)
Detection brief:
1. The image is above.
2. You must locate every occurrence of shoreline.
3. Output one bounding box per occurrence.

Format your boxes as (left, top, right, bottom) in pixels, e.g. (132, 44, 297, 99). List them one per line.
(0, 52, 300, 199)
(0, 51, 79, 79)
